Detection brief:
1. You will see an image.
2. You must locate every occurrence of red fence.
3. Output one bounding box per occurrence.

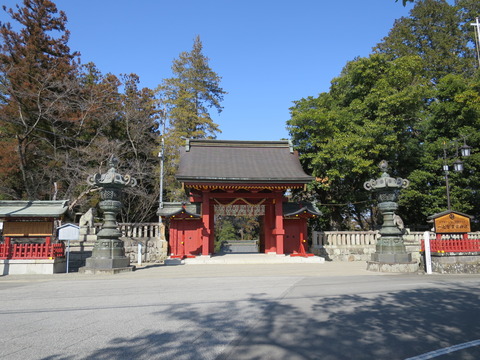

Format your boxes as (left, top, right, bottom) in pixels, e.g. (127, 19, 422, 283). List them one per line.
(0, 243, 9, 258)
(421, 236, 480, 253)
(0, 237, 64, 259)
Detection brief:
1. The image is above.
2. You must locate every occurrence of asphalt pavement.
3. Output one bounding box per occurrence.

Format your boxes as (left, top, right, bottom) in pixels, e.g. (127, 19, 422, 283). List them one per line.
(1, 261, 479, 360)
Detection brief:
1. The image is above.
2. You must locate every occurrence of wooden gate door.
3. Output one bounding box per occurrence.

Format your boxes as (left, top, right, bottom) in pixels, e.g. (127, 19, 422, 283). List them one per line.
(180, 219, 202, 256)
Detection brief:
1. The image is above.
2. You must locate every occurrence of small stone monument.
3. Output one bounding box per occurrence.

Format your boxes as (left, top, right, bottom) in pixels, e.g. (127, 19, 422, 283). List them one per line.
(80, 155, 137, 274)
(364, 160, 418, 272)
(79, 208, 96, 236)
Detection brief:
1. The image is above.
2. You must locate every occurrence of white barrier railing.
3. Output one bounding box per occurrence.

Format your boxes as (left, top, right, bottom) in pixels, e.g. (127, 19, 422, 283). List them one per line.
(312, 230, 480, 247)
(90, 223, 161, 238)
(312, 231, 378, 247)
(91, 224, 480, 245)
(118, 223, 161, 238)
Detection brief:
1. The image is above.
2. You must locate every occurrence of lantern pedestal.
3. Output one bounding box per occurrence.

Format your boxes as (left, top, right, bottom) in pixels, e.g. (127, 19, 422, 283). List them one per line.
(79, 156, 136, 274)
(364, 161, 418, 273)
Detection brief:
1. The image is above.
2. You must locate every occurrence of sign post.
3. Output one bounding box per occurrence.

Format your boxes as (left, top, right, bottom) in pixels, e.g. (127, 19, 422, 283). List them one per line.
(57, 224, 80, 274)
(137, 242, 142, 266)
(423, 231, 432, 274)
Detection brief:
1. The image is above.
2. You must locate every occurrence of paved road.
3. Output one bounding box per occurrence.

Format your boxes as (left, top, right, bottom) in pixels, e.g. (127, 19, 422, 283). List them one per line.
(1, 262, 479, 360)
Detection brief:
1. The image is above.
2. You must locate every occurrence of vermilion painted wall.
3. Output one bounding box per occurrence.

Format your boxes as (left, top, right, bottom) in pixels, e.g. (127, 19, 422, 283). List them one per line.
(169, 216, 309, 256)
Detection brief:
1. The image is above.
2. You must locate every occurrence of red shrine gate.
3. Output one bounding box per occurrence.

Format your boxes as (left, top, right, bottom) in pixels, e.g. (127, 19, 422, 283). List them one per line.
(158, 140, 320, 258)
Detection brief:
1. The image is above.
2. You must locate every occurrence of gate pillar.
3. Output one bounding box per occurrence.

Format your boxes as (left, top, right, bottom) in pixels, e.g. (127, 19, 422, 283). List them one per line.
(201, 191, 211, 256)
(274, 193, 285, 254)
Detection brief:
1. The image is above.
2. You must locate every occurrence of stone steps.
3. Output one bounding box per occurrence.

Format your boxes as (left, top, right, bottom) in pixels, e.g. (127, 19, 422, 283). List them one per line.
(165, 253, 325, 265)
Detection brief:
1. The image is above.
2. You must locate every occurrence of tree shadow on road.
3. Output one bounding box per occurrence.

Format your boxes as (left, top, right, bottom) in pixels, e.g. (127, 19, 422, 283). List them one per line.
(45, 282, 480, 360)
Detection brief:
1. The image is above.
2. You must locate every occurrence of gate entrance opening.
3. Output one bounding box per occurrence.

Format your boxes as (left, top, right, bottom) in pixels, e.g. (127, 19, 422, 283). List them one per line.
(215, 209, 261, 254)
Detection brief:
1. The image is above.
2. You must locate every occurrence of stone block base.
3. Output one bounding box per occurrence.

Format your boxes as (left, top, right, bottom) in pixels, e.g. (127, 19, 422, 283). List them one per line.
(79, 256, 132, 274)
(0, 258, 66, 275)
(367, 261, 419, 273)
(78, 266, 133, 275)
(372, 252, 412, 263)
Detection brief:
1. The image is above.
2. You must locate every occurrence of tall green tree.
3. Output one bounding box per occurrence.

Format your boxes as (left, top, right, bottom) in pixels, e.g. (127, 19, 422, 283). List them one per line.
(288, 54, 430, 230)
(399, 72, 480, 228)
(375, 0, 476, 82)
(160, 35, 226, 140)
(289, 0, 480, 230)
(158, 35, 227, 201)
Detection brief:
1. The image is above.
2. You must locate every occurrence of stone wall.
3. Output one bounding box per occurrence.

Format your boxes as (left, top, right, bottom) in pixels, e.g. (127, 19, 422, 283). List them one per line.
(311, 230, 480, 274)
(64, 236, 168, 271)
(311, 244, 375, 262)
(123, 237, 168, 264)
(420, 253, 480, 274)
(64, 222, 168, 271)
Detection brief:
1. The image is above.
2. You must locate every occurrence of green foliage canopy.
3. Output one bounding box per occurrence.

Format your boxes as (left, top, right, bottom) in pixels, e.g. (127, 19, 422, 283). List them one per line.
(288, 0, 480, 230)
(288, 54, 429, 230)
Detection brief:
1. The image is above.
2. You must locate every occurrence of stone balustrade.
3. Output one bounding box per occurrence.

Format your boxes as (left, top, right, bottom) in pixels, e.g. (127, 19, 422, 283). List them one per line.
(118, 223, 162, 238)
(312, 231, 378, 247)
(311, 230, 480, 262)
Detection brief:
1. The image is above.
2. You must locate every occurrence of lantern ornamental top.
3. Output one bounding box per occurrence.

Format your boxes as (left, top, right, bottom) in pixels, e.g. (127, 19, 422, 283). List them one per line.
(87, 155, 137, 188)
(364, 160, 409, 191)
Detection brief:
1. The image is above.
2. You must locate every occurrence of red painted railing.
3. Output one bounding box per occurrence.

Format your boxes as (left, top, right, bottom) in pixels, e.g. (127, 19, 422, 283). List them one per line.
(421, 237, 480, 253)
(0, 243, 10, 258)
(0, 237, 64, 259)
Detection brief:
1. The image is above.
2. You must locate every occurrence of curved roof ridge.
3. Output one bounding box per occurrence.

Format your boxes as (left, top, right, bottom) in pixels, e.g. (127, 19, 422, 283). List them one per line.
(176, 139, 312, 184)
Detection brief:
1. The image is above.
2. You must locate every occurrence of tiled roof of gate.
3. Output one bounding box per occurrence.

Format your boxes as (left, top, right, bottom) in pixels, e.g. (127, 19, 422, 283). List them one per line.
(176, 140, 313, 184)
(157, 202, 201, 217)
(283, 202, 322, 217)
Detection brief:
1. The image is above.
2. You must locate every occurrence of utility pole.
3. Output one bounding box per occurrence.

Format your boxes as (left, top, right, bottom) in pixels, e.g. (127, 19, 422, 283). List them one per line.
(159, 136, 165, 209)
(158, 104, 167, 228)
(472, 17, 480, 68)
(159, 107, 166, 210)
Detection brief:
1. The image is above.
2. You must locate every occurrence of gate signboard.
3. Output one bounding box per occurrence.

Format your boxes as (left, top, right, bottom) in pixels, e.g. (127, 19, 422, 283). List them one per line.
(431, 211, 471, 234)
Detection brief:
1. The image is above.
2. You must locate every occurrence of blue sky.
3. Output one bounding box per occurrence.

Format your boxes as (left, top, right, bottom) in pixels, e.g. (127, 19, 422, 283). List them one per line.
(2, 0, 414, 141)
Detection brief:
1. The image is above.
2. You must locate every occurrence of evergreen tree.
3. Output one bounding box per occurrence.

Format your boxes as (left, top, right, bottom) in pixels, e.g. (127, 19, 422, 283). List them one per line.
(160, 35, 226, 140)
(0, 1, 163, 223)
(158, 35, 227, 201)
(375, 0, 476, 82)
(0, 0, 80, 199)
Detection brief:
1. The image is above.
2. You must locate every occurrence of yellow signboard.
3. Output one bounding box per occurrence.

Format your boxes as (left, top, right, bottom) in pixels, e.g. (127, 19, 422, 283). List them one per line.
(434, 213, 471, 234)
